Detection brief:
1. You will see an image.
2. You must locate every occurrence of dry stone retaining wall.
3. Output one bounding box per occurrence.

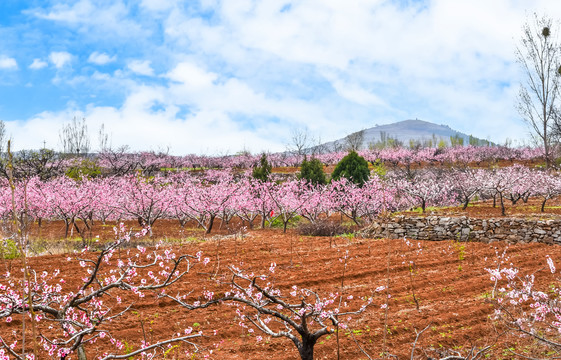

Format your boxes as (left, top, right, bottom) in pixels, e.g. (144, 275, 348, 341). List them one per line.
(363, 216, 561, 244)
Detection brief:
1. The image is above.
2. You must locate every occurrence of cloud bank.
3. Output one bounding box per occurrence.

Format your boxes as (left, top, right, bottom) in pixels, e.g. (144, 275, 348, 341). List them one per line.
(1, 0, 560, 154)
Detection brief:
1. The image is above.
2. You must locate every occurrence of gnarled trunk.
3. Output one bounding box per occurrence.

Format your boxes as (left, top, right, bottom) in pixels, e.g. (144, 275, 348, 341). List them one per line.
(294, 335, 317, 360)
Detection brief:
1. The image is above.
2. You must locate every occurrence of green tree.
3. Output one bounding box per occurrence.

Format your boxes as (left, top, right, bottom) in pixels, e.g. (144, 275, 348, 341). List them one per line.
(331, 151, 370, 187)
(370, 159, 387, 178)
(252, 153, 272, 182)
(65, 159, 102, 181)
(298, 157, 326, 185)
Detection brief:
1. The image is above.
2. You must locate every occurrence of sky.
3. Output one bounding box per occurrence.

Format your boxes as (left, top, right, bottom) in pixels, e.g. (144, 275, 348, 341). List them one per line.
(0, 0, 560, 155)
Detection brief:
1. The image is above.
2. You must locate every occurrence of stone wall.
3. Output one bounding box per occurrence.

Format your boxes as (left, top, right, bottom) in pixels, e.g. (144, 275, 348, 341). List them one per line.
(362, 216, 561, 244)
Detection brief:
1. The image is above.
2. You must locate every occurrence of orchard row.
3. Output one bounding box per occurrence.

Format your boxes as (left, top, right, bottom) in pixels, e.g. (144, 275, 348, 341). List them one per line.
(97, 145, 545, 174)
(2, 164, 558, 236)
(6, 145, 546, 181)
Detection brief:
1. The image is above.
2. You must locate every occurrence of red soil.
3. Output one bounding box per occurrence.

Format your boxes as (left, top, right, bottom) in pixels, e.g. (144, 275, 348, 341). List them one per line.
(3, 218, 561, 359)
(401, 195, 561, 219)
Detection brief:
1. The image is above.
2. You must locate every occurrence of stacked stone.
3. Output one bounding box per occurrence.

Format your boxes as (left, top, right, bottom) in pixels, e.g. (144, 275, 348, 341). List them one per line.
(363, 216, 561, 244)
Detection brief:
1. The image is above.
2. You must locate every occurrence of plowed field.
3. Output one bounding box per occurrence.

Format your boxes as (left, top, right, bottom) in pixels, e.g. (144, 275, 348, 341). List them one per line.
(3, 218, 561, 359)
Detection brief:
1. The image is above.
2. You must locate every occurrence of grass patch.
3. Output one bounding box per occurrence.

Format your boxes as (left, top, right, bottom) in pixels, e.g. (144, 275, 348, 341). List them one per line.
(266, 215, 302, 229)
(395, 205, 450, 215)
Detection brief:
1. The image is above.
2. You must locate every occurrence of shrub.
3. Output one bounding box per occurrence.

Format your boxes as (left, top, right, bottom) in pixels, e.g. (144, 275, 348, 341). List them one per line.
(65, 159, 102, 180)
(297, 220, 352, 237)
(331, 151, 370, 186)
(252, 153, 272, 182)
(0, 239, 20, 259)
(370, 159, 387, 178)
(267, 215, 301, 229)
(298, 157, 327, 185)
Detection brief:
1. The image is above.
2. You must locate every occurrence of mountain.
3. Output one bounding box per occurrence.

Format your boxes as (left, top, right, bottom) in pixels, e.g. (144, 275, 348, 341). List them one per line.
(318, 119, 490, 151)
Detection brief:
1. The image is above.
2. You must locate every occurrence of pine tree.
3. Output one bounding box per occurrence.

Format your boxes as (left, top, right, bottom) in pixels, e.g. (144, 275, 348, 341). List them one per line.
(331, 151, 370, 187)
(252, 153, 272, 182)
(298, 157, 327, 185)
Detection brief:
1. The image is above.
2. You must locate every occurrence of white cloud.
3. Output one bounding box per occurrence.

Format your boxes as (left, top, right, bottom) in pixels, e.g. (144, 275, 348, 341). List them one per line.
(158, 0, 561, 144)
(29, 58, 48, 70)
(88, 52, 116, 65)
(31, 0, 147, 39)
(0, 56, 18, 70)
(127, 60, 154, 76)
(6, 102, 282, 155)
(325, 74, 387, 107)
(167, 62, 217, 88)
(49, 51, 72, 69)
(140, 0, 179, 12)
(32, 0, 96, 23)
(9, 0, 561, 153)
(6, 67, 333, 154)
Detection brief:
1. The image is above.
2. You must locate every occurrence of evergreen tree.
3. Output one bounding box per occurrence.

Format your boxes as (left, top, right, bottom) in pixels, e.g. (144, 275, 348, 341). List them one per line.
(252, 153, 272, 181)
(331, 151, 370, 187)
(298, 157, 327, 185)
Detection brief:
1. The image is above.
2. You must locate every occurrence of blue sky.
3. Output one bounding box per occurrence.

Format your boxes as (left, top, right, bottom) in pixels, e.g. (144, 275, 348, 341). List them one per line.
(0, 0, 559, 154)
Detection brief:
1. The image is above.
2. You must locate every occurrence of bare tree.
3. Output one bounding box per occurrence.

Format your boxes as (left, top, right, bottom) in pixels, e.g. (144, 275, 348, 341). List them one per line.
(60, 117, 90, 156)
(344, 129, 365, 152)
(516, 14, 561, 167)
(287, 128, 312, 156)
(0, 148, 65, 181)
(0, 122, 64, 181)
(98, 123, 111, 152)
(97, 146, 137, 176)
(311, 135, 328, 155)
(330, 141, 345, 153)
(0, 119, 6, 154)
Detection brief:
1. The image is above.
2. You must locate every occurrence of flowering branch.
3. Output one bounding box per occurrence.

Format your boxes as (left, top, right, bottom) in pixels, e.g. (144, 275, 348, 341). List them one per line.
(0, 223, 209, 359)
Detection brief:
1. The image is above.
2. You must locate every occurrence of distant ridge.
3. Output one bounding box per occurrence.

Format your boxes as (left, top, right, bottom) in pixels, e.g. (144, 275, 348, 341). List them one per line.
(319, 119, 490, 151)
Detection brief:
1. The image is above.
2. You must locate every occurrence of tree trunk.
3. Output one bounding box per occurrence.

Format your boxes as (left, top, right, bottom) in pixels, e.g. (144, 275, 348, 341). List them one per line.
(74, 221, 86, 245)
(351, 209, 360, 226)
(499, 193, 506, 216)
(509, 194, 520, 205)
(64, 219, 71, 238)
(77, 345, 87, 360)
(295, 336, 317, 360)
(206, 214, 216, 234)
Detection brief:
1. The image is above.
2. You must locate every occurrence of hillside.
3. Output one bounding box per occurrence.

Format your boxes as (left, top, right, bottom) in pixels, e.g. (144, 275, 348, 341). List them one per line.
(320, 119, 490, 151)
